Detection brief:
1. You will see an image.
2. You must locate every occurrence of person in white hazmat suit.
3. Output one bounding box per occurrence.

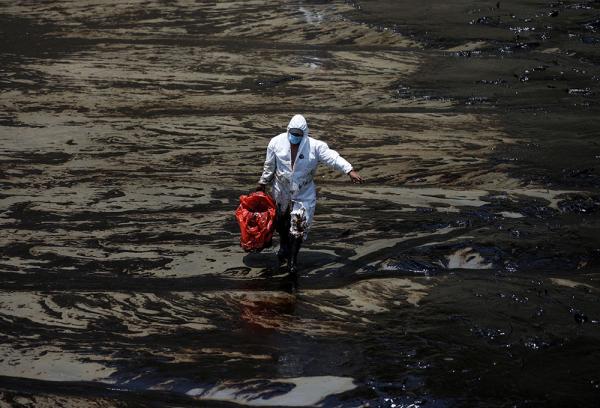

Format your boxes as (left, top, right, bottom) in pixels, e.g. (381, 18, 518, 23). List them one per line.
(256, 114, 364, 279)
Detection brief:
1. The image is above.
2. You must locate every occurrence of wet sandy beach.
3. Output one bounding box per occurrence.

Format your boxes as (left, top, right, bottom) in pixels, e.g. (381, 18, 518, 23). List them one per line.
(1, 0, 600, 406)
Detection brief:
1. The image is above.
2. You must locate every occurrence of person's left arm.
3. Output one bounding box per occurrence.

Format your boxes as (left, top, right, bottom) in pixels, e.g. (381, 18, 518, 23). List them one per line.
(317, 142, 364, 184)
(256, 139, 277, 191)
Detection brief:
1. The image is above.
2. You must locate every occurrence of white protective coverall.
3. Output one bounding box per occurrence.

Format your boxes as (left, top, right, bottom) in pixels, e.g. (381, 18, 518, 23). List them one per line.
(259, 114, 353, 239)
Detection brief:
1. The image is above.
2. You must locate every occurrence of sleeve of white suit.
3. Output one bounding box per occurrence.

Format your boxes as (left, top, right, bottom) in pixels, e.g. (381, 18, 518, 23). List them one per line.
(258, 139, 276, 184)
(317, 142, 353, 175)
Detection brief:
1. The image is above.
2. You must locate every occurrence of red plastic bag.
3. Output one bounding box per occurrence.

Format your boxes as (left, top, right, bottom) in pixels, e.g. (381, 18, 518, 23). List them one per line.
(235, 191, 277, 252)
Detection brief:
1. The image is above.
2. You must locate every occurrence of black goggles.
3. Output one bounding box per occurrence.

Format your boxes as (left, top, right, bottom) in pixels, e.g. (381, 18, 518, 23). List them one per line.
(289, 129, 303, 137)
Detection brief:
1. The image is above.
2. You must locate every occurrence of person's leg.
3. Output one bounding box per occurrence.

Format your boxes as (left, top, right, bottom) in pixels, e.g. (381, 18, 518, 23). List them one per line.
(288, 206, 308, 277)
(288, 235, 302, 277)
(276, 206, 291, 267)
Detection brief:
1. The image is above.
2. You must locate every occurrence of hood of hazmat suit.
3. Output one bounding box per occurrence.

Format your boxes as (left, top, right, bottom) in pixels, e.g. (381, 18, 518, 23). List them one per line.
(259, 114, 353, 239)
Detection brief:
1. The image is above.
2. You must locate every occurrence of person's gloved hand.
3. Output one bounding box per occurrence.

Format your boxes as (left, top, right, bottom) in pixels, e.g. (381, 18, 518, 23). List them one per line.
(256, 184, 266, 192)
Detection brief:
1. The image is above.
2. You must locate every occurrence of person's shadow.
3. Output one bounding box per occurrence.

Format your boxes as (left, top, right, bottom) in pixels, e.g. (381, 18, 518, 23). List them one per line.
(242, 249, 340, 293)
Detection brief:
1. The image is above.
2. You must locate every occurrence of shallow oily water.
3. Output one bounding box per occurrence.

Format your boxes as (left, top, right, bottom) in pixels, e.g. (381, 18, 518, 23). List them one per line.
(1, 0, 600, 407)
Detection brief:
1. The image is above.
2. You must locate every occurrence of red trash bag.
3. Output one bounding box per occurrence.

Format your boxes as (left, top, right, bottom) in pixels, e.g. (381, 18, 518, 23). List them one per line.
(235, 191, 277, 252)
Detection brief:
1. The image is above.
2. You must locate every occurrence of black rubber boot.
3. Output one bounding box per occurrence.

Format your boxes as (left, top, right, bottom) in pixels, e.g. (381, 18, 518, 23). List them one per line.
(288, 235, 303, 277)
(276, 208, 291, 268)
(277, 236, 289, 268)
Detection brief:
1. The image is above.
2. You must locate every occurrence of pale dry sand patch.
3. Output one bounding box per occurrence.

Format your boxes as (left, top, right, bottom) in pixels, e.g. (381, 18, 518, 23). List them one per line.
(349, 226, 459, 262)
(335, 186, 490, 211)
(445, 247, 493, 270)
(142, 347, 273, 364)
(498, 211, 525, 218)
(550, 278, 596, 290)
(3, 34, 424, 116)
(163, 245, 251, 278)
(303, 278, 430, 311)
(445, 41, 490, 52)
(0, 345, 116, 383)
(0, 394, 122, 408)
(186, 375, 357, 407)
(308, 112, 521, 188)
(0, 291, 216, 337)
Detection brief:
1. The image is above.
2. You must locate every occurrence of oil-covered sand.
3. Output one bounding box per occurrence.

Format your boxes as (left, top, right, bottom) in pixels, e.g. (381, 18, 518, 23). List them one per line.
(1, 1, 599, 406)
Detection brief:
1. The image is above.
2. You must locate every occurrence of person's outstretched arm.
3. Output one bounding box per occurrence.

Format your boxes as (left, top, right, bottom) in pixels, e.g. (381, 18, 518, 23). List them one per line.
(317, 142, 364, 184)
(257, 140, 276, 191)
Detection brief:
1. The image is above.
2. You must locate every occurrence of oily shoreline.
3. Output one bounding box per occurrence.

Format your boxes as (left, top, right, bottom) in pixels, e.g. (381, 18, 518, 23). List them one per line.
(1, 0, 599, 406)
